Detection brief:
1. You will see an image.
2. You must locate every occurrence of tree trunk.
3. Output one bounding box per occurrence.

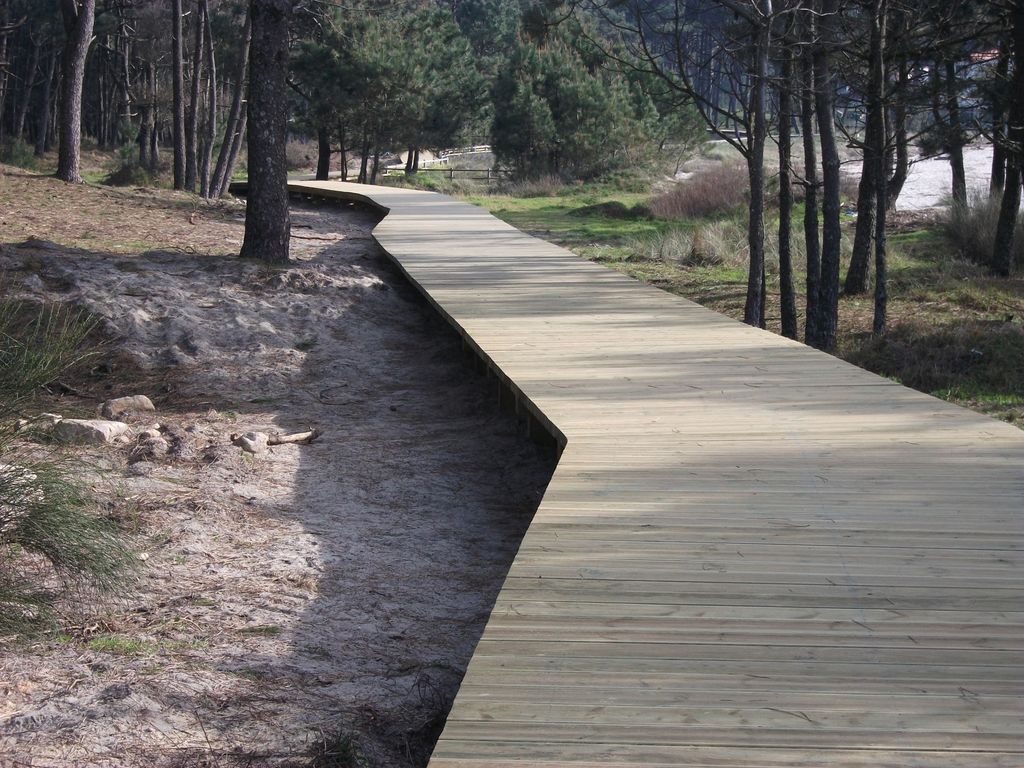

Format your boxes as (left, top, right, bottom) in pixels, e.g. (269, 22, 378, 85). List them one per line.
(35, 49, 57, 157)
(743, 0, 772, 329)
(316, 124, 331, 180)
(140, 61, 158, 171)
(151, 118, 161, 169)
(845, 129, 877, 296)
(801, 45, 821, 348)
(211, 10, 251, 198)
(338, 124, 347, 181)
(217, 109, 246, 198)
(171, 0, 186, 189)
(845, 1, 887, 297)
(814, 0, 842, 351)
(57, 0, 96, 184)
(404, 145, 415, 174)
(0, 8, 9, 142)
(200, 0, 217, 199)
(778, 53, 798, 340)
(992, 3, 1024, 277)
(942, 59, 967, 206)
(990, 47, 1010, 196)
(240, 0, 293, 264)
(185, 0, 206, 192)
(887, 57, 909, 209)
(14, 39, 41, 142)
(370, 140, 381, 184)
(871, 0, 889, 335)
(138, 102, 152, 169)
(358, 131, 369, 183)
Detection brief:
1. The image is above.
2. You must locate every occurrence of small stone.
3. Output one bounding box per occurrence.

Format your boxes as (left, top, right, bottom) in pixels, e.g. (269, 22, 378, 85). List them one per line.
(129, 436, 170, 464)
(233, 431, 269, 455)
(53, 419, 130, 445)
(101, 395, 156, 419)
(139, 428, 162, 440)
(138, 552, 149, 562)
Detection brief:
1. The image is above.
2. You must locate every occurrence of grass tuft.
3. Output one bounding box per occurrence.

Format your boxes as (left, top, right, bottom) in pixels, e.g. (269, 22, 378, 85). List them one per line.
(650, 164, 748, 220)
(0, 299, 137, 634)
(310, 730, 367, 768)
(945, 194, 1024, 269)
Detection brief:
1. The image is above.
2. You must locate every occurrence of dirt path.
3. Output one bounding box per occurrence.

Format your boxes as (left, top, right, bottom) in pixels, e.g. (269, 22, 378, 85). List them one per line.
(0, 189, 555, 767)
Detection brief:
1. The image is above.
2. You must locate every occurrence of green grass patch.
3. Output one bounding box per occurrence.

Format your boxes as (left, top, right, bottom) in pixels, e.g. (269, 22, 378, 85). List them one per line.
(465, 190, 669, 245)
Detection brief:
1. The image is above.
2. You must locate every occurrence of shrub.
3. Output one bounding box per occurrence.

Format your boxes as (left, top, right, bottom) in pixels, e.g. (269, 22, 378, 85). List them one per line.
(0, 139, 38, 171)
(945, 194, 1024, 269)
(103, 162, 154, 187)
(650, 163, 748, 220)
(629, 220, 748, 268)
(495, 174, 565, 198)
(0, 300, 136, 634)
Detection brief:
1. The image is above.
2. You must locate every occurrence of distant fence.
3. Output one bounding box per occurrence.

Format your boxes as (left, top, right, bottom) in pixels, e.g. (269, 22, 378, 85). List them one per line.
(379, 167, 512, 183)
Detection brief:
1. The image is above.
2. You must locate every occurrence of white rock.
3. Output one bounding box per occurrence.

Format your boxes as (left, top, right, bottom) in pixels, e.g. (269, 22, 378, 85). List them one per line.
(53, 419, 131, 445)
(233, 431, 269, 455)
(139, 428, 162, 440)
(101, 395, 156, 419)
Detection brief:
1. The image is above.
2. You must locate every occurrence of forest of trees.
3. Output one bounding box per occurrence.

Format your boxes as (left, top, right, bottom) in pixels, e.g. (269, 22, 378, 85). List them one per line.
(0, 0, 1021, 349)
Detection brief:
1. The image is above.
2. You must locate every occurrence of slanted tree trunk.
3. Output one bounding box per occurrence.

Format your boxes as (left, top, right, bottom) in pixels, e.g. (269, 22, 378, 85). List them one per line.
(57, 0, 96, 184)
(887, 56, 909, 209)
(185, 0, 206, 192)
(316, 125, 331, 180)
(992, 3, 1024, 277)
(240, 0, 293, 264)
(200, 0, 217, 198)
(171, 0, 186, 189)
(14, 39, 40, 141)
(814, 0, 843, 351)
(35, 49, 57, 157)
(743, 0, 772, 329)
(845, 125, 877, 296)
(217, 110, 246, 198)
(211, 10, 251, 198)
(778, 52, 798, 340)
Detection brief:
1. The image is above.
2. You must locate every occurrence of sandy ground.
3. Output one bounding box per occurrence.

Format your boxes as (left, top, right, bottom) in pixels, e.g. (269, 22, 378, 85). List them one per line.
(893, 145, 1010, 211)
(0, 189, 555, 766)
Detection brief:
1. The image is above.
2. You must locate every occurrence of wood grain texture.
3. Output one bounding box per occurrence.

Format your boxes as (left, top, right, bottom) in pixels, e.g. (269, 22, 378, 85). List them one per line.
(286, 181, 1024, 766)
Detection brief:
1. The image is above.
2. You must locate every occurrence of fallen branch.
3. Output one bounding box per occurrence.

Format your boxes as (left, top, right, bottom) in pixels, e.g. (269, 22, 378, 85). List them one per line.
(267, 429, 321, 446)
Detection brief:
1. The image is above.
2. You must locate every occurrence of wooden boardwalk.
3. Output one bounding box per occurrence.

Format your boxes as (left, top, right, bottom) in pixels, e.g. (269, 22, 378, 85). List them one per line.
(288, 181, 1024, 767)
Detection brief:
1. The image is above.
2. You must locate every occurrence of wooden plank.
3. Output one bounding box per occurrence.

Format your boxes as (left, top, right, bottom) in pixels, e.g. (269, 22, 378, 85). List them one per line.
(285, 181, 1024, 767)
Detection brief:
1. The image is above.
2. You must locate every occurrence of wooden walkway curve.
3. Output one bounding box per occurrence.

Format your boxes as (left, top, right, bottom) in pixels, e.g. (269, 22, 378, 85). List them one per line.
(288, 181, 1024, 767)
